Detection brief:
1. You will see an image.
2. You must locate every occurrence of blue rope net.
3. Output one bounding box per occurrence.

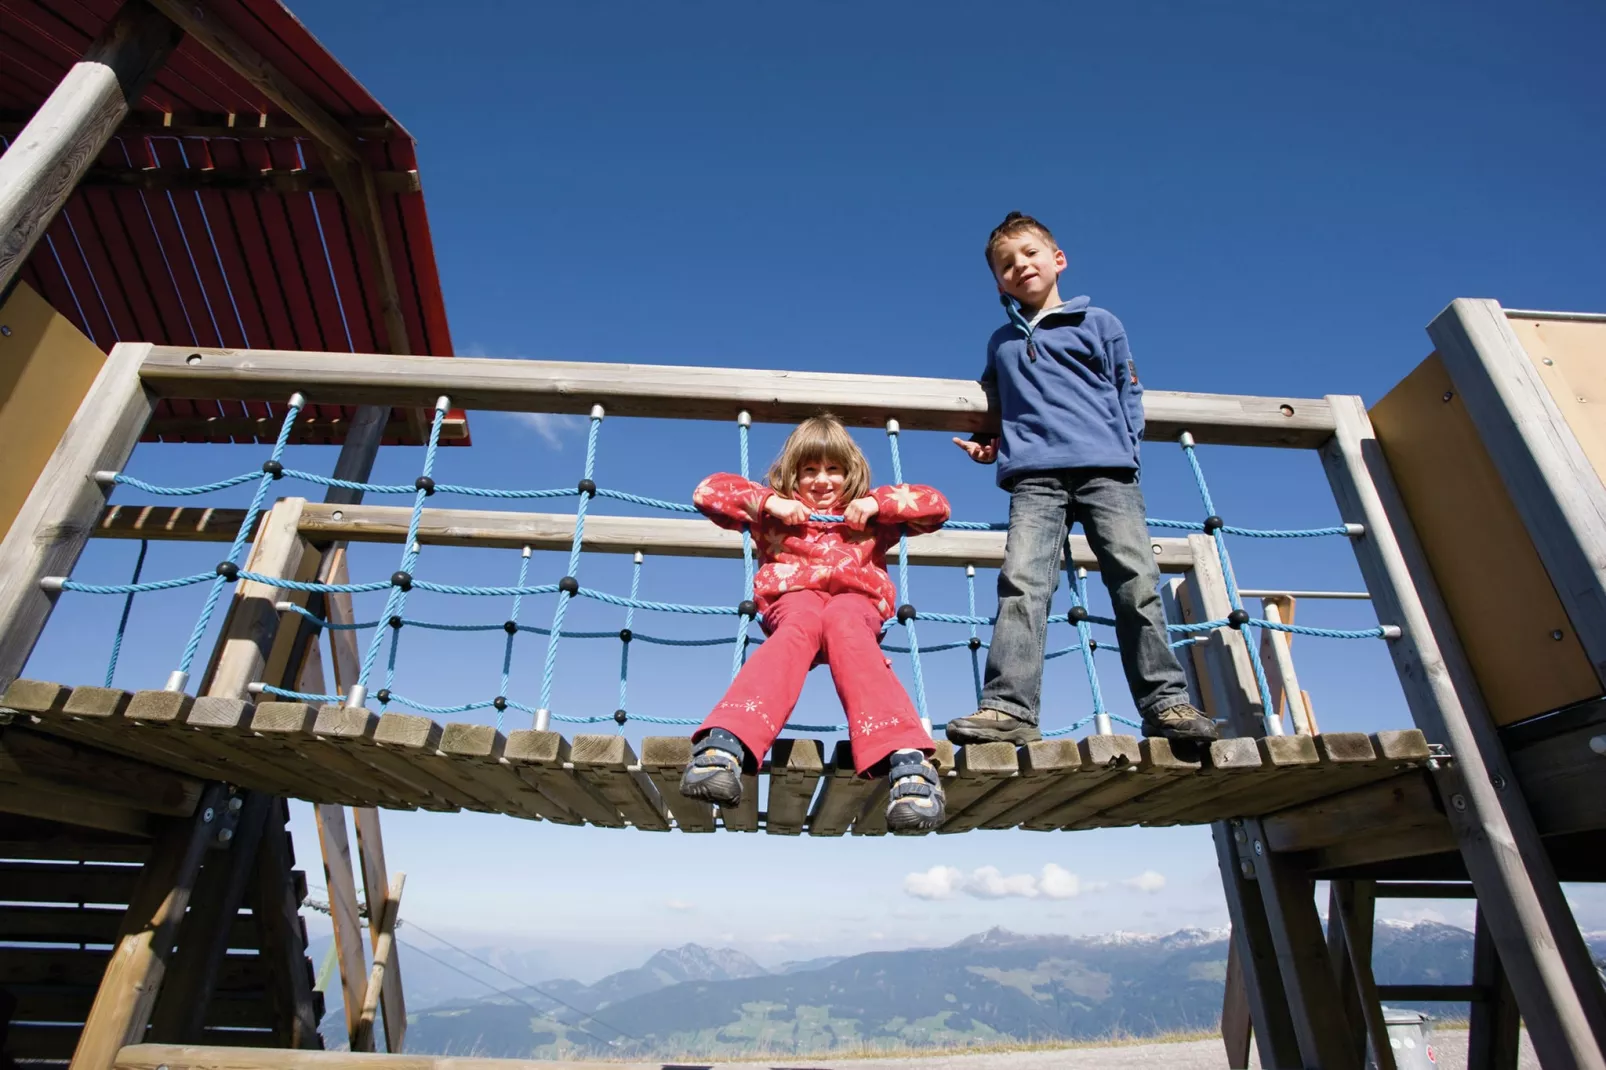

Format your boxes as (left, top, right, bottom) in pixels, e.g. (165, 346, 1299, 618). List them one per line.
(62, 401, 1394, 738)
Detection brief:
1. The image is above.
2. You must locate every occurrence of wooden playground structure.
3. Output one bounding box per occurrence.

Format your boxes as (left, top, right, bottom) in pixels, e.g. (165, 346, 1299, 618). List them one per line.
(1, 3, 1604, 1069)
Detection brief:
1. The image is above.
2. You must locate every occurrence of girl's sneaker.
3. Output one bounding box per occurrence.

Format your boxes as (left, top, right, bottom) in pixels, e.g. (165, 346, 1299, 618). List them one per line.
(885, 753, 946, 833)
(679, 734, 744, 807)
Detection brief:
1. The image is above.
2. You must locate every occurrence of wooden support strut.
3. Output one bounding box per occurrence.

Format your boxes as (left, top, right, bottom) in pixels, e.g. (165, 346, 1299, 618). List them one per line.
(1321, 392, 1606, 1068)
(0, 1, 184, 296)
(350, 873, 404, 1054)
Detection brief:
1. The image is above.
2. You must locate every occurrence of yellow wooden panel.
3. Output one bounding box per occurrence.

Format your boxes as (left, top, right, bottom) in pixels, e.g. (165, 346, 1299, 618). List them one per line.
(1506, 317, 1606, 485)
(1371, 353, 1600, 726)
(0, 282, 108, 544)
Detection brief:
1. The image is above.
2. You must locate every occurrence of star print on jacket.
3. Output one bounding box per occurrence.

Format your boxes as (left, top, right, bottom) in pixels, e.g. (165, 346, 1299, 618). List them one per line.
(692, 473, 952, 621)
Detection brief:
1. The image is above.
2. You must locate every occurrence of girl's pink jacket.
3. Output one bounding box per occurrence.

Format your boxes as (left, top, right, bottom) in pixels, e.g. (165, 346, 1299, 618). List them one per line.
(692, 474, 951, 622)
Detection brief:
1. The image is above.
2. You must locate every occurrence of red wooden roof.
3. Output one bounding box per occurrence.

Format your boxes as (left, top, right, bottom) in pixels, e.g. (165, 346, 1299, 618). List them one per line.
(0, 0, 468, 445)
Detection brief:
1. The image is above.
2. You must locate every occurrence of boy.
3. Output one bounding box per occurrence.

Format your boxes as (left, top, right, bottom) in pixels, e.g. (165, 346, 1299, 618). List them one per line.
(946, 212, 1218, 746)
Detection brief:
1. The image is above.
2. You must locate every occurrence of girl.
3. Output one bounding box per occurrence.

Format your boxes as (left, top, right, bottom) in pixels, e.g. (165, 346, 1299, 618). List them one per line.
(681, 415, 952, 833)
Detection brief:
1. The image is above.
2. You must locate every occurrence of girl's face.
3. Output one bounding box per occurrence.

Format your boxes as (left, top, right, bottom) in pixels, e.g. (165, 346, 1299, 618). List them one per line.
(796, 458, 846, 511)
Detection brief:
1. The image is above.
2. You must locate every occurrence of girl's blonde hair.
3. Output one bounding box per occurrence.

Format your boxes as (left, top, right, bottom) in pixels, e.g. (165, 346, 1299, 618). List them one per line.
(767, 414, 871, 504)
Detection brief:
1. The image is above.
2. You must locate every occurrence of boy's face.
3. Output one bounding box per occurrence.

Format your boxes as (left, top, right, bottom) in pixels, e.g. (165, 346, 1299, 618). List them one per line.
(990, 230, 1066, 310)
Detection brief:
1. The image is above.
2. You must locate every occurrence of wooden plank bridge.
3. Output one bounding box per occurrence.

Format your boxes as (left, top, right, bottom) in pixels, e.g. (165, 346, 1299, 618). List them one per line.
(2, 680, 1433, 835)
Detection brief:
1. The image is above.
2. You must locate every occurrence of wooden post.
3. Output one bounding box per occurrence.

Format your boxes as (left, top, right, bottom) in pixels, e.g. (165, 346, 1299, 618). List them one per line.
(1259, 598, 1315, 734)
(1181, 535, 1268, 737)
(1429, 299, 1606, 685)
(199, 498, 308, 699)
(1220, 937, 1252, 1068)
(1211, 822, 1302, 1068)
(250, 798, 323, 1048)
(0, 1, 183, 296)
(353, 807, 405, 1052)
(1322, 393, 1606, 1067)
(350, 873, 404, 1054)
(1469, 907, 1522, 1070)
(0, 343, 154, 692)
(68, 782, 230, 1070)
(145, 790, 274, 1042)
(316, 803, 371, 1049)
(1331, 880, 1396, 1070)
(1238, 816, 1356, 1069)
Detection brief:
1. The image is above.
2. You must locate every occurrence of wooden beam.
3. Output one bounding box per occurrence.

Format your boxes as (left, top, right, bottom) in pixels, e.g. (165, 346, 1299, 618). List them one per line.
(200, 499, 307, 699)
(1259, 599, 1314, 734)
(1260, 772, 1446, 853)
(0, 344, 155, 692)
(90, 501, 1197, 572)
(352, 808, 404, 1052)
(0, 1, 184, 295)
(0, 780, 150, 837)
(1220, 935, 1252, 1068)
(69, 782, 231, 1070)
(1332, 881, 1396, 1070)
(248, 800, 322, 1048)
(1430, 298, 1606, 686)
(1210, 822, 1302, 1068)
(1182, 533, 1268, 737)
(135, 346, 1337, 446)
(0, 724, 201, 817)
(1321, 392, 1606, 1067)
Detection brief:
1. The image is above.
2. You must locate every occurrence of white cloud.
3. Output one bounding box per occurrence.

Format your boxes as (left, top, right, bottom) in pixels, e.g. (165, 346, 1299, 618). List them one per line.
(904, 865, 965, 900)
(904, 864, 1088, 902)
(1039, 864, 1081, 900)
(506, 411, 587, 449)
(1122, 870, 1167, 894)
(664, 899, 696, 912)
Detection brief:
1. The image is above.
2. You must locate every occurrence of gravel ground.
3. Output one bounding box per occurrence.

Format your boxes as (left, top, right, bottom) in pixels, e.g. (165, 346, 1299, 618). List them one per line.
(547, 1029, 1540, 1069)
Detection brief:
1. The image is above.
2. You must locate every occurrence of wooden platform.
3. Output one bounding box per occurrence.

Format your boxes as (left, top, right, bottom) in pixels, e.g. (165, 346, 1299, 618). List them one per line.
(1, 681, 1433, 836)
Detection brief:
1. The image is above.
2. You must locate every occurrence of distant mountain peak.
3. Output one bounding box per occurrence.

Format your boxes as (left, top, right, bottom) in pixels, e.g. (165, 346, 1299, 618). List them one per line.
(954, 926, 1030, 947)
(643, 943, 768, 983)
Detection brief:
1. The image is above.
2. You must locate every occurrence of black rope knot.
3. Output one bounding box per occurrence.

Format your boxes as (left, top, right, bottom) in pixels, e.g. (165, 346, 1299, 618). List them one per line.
(415, 475, 436, 495)
(215, 561, 239, 581)
(577, 478, 597, 497)
(391, 570, 413, 591)
(968, 636, 982, 651)
(1227, 609, 1250, 629)
(1068, 605, 1088, 623)
(261, 459, 283, 479)
(1203, 515, 1224, 534)
(737, 599, 758, 619)
(618, 628, 633, 643)
(493, 696, 508, 711)
(896, 604, 917, 624)
(613, 709, 628, 725)
(375, 688, 391, 705)
(388, 614, 404, 630)
(558, 576, 580, 596)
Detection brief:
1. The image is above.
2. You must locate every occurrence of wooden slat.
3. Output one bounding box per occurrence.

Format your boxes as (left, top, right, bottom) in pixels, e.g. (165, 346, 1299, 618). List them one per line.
(138, 346, 1337, 447)
(247, 800, 322, 1049)
(568, 736, 669, 832)
(247, 703, 419, 809)
(1040, 739, 1202, 831)
(938, 742, 1018, 829)
(174, 697, 369, 805)
(436, 723, 562, 822)
(636, 737, 715, 833)
(763, 738, 823, 835)
(501, 732, 622, 828)
(310, 705, 463, 813)
(806, 742, 874, 837)
(940, 740, 1082, 834)
(1089, 737, 1266, 828)
(0, 905, 260, 948)
(370, 714, 506, 815)
(6, 988, 276, 1031)
(0, 780, 151, 837)
(987, 735, 1143, 830)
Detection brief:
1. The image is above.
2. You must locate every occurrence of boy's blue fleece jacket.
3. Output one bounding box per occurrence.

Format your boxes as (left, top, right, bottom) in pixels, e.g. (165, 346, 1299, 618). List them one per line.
(980, 294, 1145, 486)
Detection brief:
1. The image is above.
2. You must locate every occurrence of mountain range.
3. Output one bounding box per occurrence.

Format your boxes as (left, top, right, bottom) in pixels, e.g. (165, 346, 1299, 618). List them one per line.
(379, 921, 1606, 1059)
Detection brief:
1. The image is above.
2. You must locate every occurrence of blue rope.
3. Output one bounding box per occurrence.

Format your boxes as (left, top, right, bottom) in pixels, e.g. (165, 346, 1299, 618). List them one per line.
(111, 472, 257, 495)
(63, 572, 213, 595)
(966, 566, 984, 705)
(175, 399, 303, 677)
(538, 414, 602, 717)
(733, 417, 757, 681)
(495, 549, 532, 732)
(357, 402, 448, 691)
(104, 540, 148, 687)
(617, 554, 642, 722)
(885, 429, 929, 723)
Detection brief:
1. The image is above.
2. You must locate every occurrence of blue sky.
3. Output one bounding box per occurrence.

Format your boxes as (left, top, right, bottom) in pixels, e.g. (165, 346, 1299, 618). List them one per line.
(22, 0, 1606, 982)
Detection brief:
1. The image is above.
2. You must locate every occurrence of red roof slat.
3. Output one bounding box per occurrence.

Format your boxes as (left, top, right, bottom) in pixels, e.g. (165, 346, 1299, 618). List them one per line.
(312, 189, 378, 354)
(38, 210, 114, 344)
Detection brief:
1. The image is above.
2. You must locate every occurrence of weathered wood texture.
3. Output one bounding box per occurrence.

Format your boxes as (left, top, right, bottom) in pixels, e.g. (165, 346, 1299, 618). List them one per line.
(90, 502, 1196, 572)
(0, 683, 1429, 832)
(316, 804, 370, 1049)
(1322, 391, 1606, 1068)
(137, 346, 1335, 446)
(353, 808, 406, 1052)
(350, 874, 404, 1054)
(0, 1, 183, 295)
(1182, 534, 1269, 737)
(0, 344, 155, 692)
(1211, 822, 1302, 1069)
(1469, 907, 1522, 1070)
(1430, 299, 1606, 688)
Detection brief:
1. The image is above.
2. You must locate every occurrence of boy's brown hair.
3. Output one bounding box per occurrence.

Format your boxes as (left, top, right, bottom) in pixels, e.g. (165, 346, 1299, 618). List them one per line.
(767, 414, 871, 504)
(984, 211, 1058, 273)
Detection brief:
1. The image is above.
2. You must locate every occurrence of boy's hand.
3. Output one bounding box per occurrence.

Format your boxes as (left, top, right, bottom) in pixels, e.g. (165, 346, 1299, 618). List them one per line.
(764, 496, 811, 525)
(842, 496, 880, 530)
(953, 436, 999, 464)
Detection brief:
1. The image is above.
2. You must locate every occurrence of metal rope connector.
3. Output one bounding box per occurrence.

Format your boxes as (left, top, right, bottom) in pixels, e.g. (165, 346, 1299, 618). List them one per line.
(164, 670, 189, 693)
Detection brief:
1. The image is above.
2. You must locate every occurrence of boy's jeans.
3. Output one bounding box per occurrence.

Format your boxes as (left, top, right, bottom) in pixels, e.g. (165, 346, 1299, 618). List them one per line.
(979, 468, 1190, 726)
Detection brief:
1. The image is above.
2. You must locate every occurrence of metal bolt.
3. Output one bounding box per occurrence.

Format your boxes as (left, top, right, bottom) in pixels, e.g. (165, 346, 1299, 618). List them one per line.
(1543, 358, 1554, 366)
(1491, 774, 1507, 790)
(1234, 827, 1248, 845)
(1590, 735, 1606, 756)
(186, 353, 203, 365)
(203, 807, 215, 822)
(1152, 543, 1163, 555)
(1253, 840, 1264, 856)
(218, 828, 234, 843)
(331, 509, 344, 521)
(1239, 860, 1255, 878)
(1551, 629, 1565, 641)
(1451, 794, 1467, 812)
(0, 325, 11, 336)
(1579, 397, 1589, 404)
(1442, 390, 1454, 402)
(229, 796, 244, 811)
(1279, 404, 1294, 417)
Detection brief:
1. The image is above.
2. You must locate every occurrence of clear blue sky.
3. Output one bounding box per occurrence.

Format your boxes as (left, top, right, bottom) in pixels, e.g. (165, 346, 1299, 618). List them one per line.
(24, 0, 1606, 982)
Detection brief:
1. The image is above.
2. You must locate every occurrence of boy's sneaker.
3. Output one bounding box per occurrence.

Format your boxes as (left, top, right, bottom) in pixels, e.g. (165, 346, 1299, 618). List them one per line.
(944, 708, 1042, 745)
(679, 737, 743, 807)
(1142, 703, 1219, 743)
(885, 754, 946, 833)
